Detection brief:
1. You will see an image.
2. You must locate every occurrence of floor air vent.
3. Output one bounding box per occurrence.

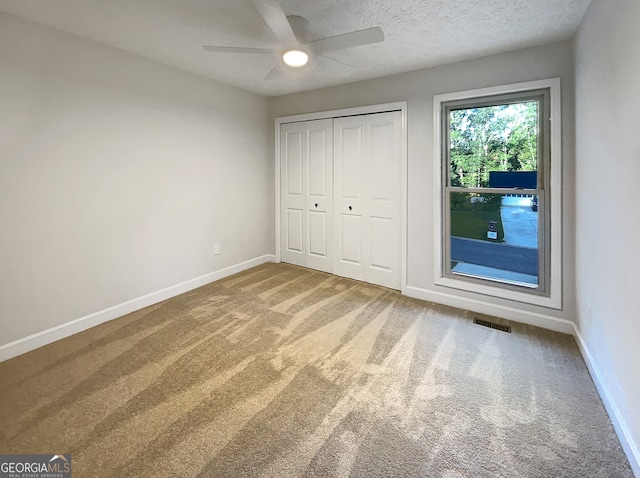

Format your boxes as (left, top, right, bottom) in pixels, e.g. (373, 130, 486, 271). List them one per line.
(473, 318, 512, 333)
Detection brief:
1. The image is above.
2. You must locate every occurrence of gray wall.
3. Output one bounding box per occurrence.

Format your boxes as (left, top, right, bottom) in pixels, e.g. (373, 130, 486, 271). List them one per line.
(575, 0, 640, 469)
(269, 41, 576, 325)
(0, 12, 270, 345)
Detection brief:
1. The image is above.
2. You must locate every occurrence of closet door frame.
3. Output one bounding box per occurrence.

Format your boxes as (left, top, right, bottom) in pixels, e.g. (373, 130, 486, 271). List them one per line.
(275, 101, 408, 292)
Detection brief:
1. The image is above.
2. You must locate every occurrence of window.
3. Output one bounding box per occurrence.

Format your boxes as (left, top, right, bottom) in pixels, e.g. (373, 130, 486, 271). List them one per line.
(433, 79, 562, 309)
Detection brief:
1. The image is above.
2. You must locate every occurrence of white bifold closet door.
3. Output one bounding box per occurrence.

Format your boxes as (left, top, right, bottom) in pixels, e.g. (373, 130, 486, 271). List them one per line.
(280, 119, 333, 272)
(280, 111, 401, 290)
(333, 111, 402, 290)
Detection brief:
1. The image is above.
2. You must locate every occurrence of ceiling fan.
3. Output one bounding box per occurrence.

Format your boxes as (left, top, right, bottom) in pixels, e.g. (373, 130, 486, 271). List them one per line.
(202, 0, 384, 80)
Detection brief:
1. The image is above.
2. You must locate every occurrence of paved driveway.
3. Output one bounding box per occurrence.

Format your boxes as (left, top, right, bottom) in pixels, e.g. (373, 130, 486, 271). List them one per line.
(500, 204, 538, 248)
(451, 237, 538, 276)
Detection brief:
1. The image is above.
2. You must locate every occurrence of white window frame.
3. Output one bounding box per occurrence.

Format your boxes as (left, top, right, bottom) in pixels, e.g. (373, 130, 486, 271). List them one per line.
(433, 78, 562, 309)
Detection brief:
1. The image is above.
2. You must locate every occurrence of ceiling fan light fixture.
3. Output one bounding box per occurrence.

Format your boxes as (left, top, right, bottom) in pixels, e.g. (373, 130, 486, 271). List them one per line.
(283, 49, 309, 67)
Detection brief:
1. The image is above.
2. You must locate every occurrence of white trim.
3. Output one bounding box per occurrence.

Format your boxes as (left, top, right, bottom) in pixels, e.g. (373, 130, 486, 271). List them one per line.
(573, 326, 640, 477)
(404, 285, 574, 334)
(433, 78, 562, 309)
(0, 254, 276, 362)
(276, 102, 407, 124)
(275, 102, 408, 290)
(400, 104, 408, 293)
(275, 119, 282, 263)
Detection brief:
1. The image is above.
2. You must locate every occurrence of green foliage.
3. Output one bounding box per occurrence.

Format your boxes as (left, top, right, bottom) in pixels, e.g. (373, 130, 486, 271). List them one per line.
(449, 102, 538, 188)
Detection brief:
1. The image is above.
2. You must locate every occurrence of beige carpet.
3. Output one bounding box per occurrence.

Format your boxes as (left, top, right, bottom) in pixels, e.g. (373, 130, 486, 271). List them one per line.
(0, 263, 633, 477)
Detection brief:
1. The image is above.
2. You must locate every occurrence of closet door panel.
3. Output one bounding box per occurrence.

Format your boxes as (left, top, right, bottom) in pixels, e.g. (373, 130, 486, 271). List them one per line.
(340, 214, 363, 264)
(333, 112, 401, 288)
(340, 126, 363, 198)
(368, 216, 393, 270)
(364, 112, 402, 289)
(281, 125, 306, 266)
(333, 117, 365, 281)
(281, 119, 333, 272)
(285, 208, 304, 252)
(286, 131, 303, 196)
(305, 119, 333, 272)
(308, 127, 329, 197)
(308, 211, 327, 254)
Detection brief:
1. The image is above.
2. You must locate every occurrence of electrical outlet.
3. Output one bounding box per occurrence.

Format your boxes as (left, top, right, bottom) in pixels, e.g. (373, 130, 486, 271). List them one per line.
(587, 303, 592, 325)
(214, 243, 221, 255)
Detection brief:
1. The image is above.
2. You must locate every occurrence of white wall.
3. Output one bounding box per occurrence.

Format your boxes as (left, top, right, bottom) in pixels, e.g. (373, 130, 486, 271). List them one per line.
(0, 12, 270, 347)
(574, 0, 640, 472)
(269, 42, 576, 329)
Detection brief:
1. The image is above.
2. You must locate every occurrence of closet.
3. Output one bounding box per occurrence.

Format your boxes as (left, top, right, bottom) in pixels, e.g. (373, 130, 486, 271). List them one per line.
(280, 110, 402, 290)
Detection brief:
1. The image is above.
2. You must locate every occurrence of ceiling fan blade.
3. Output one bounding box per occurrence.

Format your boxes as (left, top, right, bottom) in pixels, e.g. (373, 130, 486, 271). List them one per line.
(313, 54, 357, 77)
(264, 62, 289, 80)
(307, 27, 384, 52)
(252, 0, 299, 49)
(202, 46, 277, 54)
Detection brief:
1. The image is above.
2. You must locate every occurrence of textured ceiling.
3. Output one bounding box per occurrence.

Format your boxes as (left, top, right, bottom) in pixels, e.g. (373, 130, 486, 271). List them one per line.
(0, 0, 592, 97)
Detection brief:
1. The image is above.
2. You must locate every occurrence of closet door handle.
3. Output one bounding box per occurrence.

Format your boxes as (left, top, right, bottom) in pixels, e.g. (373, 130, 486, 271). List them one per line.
(315, 203, 318, 208)
(348, 206, 352, 211)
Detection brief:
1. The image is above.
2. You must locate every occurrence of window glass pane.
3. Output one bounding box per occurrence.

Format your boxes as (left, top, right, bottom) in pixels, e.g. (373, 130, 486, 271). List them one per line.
(449, 102, 538, 188)
(450, 192, 539, 287)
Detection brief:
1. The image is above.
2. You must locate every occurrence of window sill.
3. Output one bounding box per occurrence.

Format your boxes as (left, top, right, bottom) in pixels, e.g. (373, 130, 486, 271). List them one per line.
(434, 275, 561, 309)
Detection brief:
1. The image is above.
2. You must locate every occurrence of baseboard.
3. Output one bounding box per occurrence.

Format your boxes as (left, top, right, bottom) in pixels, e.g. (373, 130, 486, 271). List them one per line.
(404, 285, 575, 335)
(573, 326, 640, 477)
(0, 254, 276, 362)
